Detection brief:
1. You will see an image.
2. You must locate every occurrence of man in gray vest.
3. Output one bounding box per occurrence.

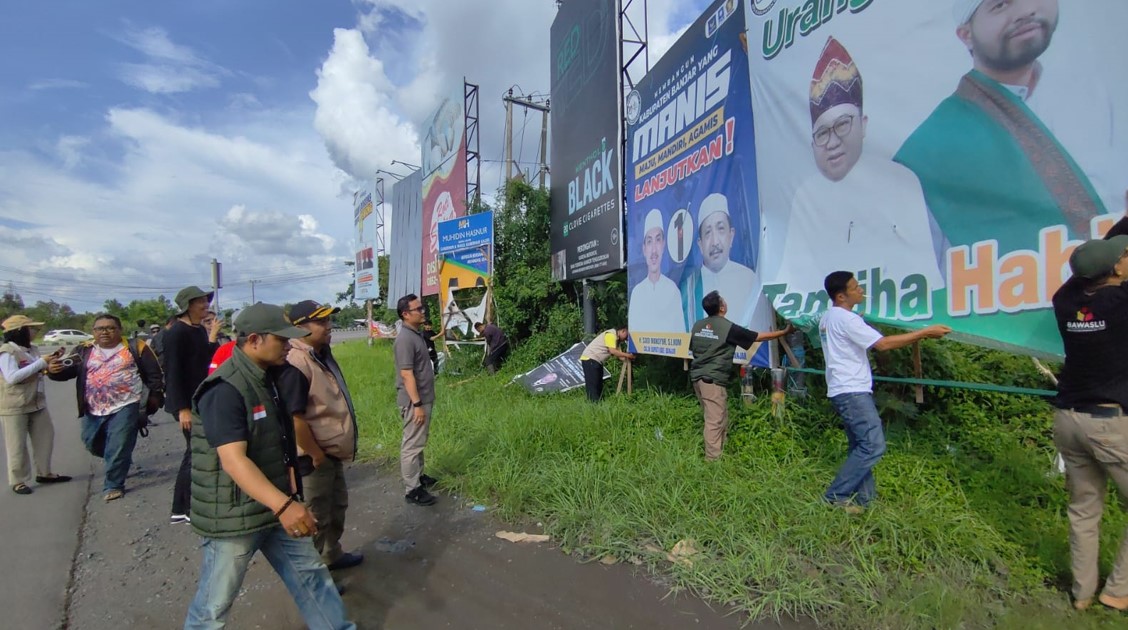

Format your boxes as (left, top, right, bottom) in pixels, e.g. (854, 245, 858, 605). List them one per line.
(184, 303, 354, 629)
(689, 291, 792, 460)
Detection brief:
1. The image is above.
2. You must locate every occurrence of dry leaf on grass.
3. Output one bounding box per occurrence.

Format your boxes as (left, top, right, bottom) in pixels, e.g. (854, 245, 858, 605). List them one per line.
(495, 530, 550, 543)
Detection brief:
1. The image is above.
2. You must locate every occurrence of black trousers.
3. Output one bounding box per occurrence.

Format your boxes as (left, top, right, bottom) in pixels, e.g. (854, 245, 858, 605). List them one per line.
(582, 359, 604, 402)
(172, 428, 191, 515)
(484, 343, 510, 374)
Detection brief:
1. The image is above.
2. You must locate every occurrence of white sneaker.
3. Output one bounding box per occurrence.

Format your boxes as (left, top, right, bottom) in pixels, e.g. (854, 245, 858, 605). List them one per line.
(170, 514, 191, 524)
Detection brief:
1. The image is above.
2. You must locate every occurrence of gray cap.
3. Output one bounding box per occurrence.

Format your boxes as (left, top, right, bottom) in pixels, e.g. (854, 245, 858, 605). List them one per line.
(233, 303, 309, 339)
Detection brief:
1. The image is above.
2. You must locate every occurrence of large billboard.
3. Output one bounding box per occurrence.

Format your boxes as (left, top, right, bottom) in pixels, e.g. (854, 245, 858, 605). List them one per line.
(549, 0, 624, 281)
(388, 170, 423, 303)
(421, 86, 468, 296)
(748, 0, 1128, 359)
(624, 0, 768, 365)
(353, 188, 377, 300)
(437, 211, 493, 319)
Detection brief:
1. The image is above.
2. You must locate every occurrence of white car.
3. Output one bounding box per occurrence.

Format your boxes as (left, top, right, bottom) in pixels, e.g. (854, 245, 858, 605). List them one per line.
(43, 329, 93, 346)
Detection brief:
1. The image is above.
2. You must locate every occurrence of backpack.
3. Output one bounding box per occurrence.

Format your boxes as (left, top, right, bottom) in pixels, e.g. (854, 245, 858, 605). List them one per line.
(85, 339, 163, 457)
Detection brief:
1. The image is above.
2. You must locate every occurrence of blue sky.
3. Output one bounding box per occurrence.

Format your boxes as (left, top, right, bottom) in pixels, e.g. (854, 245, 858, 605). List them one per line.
(0, 0, 710, 312)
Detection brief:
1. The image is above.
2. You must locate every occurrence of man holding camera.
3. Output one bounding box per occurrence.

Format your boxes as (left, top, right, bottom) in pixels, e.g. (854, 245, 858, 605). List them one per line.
(49, 313, 163, 501)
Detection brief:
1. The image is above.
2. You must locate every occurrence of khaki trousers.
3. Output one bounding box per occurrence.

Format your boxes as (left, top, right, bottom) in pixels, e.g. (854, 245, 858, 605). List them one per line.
(1053, 408, 1128, 601)
(400, 403, 433, 493)
(303, 457, 348, 564)
(693, 380, 728, 460)
(1, 407, 56, 487)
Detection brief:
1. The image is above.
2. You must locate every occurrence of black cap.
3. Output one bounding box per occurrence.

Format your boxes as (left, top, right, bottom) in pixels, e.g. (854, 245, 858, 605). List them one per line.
(288, 300, 341, 325)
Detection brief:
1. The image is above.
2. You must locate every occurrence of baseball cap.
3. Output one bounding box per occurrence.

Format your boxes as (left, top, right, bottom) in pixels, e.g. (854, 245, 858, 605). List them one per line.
(233, 303, 309, 339)
(174, 286, 214, 314)
(1069, 235, 1128, 279)
(149, 324, 161, 332)
(288, 300, 341, 325)
(2, 314, 45, 332)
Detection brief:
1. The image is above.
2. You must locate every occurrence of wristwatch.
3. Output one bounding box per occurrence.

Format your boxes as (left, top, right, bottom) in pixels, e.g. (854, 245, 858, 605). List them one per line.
(412, 401, 423, 408)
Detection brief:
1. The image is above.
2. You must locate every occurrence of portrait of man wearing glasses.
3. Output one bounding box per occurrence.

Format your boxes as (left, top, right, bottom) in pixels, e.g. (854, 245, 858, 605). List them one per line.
(778, 37, 944, 302)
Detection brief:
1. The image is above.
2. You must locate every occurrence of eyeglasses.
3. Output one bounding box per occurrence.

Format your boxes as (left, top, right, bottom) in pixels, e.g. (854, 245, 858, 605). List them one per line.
(406, 306, 426, 313)
(92, 326, 119, 333)
(813, 114, 856, 147)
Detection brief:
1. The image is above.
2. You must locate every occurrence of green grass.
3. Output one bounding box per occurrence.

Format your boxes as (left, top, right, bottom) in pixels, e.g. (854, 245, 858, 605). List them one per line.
(337, 340, 1128, 629)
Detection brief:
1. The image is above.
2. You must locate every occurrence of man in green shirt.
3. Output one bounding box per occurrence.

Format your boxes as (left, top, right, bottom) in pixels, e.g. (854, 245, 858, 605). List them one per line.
(689, 291, 792, 460)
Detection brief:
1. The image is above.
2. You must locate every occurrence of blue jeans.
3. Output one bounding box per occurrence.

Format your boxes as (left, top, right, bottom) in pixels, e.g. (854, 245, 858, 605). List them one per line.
(184, 526, 355, 630)
(824, 392, 887, 506)
(81, 402, 140, 493)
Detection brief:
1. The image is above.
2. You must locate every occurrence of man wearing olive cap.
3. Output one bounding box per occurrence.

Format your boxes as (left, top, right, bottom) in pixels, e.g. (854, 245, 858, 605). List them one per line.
(1051, 235, 1128, 613)
(166, 285, 223, 525)
(679, 193, 757, 331)
(628, 208, 685, 334)
(896, 0, 1119, 255)
(184, 303, 354, 629)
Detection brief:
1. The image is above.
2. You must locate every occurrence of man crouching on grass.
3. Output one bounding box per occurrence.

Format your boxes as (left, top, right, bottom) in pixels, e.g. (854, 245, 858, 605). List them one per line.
(184, 303, 355, 630)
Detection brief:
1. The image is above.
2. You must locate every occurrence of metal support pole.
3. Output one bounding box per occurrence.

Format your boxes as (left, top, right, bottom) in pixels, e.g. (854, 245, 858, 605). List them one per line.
(582, 280, 596, 335)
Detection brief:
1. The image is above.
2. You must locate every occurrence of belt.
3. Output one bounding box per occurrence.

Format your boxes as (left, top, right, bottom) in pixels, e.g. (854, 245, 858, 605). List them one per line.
(1069, 405, 1123, 418)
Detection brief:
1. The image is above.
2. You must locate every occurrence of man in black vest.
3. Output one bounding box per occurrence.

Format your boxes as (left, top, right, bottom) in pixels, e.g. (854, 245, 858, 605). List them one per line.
(689, 291, 792, 460)
(184, 303, 354, 629)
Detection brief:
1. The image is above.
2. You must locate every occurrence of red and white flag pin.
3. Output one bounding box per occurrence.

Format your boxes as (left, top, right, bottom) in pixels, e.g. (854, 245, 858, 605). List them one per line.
(252, 405, 267, 420)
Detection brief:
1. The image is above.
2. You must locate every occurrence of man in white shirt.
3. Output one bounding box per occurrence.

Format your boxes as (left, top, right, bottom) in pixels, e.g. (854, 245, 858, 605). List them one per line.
(818, 271, 951, 512)
(680, 193, 757, 329)
(629, 209, 685, 334)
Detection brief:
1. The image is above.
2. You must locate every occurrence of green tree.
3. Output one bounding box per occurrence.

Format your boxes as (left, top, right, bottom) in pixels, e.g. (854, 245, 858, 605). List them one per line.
(0, 290, 25, 321)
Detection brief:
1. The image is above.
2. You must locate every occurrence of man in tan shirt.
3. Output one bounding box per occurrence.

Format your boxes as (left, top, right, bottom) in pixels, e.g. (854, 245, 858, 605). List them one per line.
(277, 301, 362, 571)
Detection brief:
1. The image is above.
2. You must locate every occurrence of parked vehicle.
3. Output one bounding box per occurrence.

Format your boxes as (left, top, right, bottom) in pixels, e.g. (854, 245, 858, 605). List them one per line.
(43, 329, 93, 345)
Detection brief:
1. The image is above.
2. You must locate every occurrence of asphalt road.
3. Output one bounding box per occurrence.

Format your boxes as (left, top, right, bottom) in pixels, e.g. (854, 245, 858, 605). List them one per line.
(3, 351, 811, 630)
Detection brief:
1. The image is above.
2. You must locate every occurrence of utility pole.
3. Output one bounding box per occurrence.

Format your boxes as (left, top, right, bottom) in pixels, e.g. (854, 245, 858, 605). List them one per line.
(210, 258, 222, 312)
(249, 279, 259, 303)
(503, 89, 514, 182)
(502, 90, 550, 184)
(539, 99, 550, 188)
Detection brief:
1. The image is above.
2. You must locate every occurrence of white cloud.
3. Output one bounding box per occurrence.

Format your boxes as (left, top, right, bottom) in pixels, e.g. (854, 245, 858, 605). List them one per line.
(309, 28, 420, 181)
(0, 107, 353, 310)
(55, 135, 89, 170)
(27, 78, 89, 91)
(113, 25, 228, 94)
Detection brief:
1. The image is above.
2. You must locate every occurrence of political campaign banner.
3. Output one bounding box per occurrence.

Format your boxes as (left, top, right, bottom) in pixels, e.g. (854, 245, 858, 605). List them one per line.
(438, 211, 493, 257)
(747, 0, 1128, 359)
(512, 342, 605, 394)
(388, 170, 423, 302)
(353, 188, 378, 300)
(421, 86, 468, 296)
(624, 0, 769, 366)
(549, 0, 624, 281)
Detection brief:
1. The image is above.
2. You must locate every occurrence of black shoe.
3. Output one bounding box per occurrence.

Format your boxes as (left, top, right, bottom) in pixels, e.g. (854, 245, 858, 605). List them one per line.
(36, 474, 72, 484)
(336, 583, 346, 596)
(327, 551, 364, 571)
(404, 487, 437, 506)
(419, 474, 438, 489)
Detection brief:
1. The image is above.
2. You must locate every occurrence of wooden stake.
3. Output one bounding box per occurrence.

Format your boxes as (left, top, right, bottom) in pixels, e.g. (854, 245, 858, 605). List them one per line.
(627, 360, 633, 395)
(912, 341, 924, 404)
(616, 361, 627, 394)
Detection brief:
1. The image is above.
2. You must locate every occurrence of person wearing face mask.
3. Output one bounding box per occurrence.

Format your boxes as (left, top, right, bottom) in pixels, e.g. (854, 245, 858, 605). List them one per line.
(0, 315, 71, 495)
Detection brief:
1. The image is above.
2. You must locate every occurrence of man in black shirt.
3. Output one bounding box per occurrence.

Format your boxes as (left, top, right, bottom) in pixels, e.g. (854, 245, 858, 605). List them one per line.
(474, 321, 509, 373)
(165, 285, 221, 524)
(1052, 235, 1128, 612)
(184, 303, 354, 629)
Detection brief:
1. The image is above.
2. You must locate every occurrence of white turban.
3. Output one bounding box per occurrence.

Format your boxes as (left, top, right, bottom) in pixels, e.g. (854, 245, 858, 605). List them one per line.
(697, 193, 730, 229)
(644, 209, 664, 234)
(953, 0, 983, 25)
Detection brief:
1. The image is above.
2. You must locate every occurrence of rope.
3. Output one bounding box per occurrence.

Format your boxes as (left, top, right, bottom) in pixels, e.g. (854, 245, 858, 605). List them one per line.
(782, 367, 1056, 397)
